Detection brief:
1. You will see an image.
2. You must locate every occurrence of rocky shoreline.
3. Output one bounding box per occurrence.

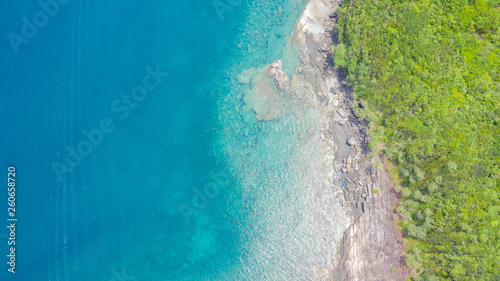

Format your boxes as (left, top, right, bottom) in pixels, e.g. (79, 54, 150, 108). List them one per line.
(235, 0, 409, 278)
(289, 0, 411, 279)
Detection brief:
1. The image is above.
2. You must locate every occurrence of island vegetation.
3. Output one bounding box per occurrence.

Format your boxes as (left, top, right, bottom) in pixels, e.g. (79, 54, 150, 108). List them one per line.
(334, 0, 499, 279)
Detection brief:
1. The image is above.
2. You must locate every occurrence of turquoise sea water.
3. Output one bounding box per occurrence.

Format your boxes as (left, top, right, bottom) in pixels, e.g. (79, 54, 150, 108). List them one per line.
(0, 0, 349, 280)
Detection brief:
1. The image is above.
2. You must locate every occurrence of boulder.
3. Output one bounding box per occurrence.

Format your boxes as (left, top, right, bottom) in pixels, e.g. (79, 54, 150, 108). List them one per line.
(337, 108, 348, 118)
(346, 155, 353, 165)
(267, 59, 288, 91)
(347, 137, 356, 146)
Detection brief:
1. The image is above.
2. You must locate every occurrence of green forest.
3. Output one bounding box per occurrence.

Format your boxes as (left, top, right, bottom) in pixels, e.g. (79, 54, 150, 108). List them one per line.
(334, 0, 499, 279)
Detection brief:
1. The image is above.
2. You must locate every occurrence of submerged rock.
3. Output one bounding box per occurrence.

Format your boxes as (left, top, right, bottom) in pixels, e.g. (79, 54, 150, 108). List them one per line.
(237, 67, 257, 84)
(243, 67, 284, 121)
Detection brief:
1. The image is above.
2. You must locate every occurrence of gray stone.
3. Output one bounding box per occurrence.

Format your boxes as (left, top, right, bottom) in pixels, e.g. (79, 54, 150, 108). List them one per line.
(347, 137, 356, 146)
(346, 155, 353, 165)
(337, 108, 348, 118)
(267, 59, 288, 91)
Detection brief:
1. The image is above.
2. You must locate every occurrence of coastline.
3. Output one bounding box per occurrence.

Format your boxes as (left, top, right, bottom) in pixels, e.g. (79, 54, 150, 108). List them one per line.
(288, 0, 411, 279)
(216, 0, 409, 278)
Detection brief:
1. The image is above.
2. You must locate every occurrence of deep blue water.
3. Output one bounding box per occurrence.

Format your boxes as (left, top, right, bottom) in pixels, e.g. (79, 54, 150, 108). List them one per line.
(0, 0, 349, 280)
(0, 1, 247, 280)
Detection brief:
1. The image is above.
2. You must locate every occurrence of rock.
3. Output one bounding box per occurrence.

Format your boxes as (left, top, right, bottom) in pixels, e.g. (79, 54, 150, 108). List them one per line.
(316, 92, 326, 103)
(320, 130, 327, 142)
(319, 43, 330, 53)
(337, 108, 348, 118)
(342, 189, 349, 201)
(244, 68, 283, 121)
(342, 166, 348, 173)
(267, 59, 288, 91)
(327, 138, 335, 148)
(354, 164, 360, 171)
(299, 53, 309, 64)
(347, 137, 356, 146)
(346, 155, 353, 165)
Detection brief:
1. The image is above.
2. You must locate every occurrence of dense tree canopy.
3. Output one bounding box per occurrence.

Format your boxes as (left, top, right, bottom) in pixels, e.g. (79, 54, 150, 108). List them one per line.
(335, 0, 499, 279)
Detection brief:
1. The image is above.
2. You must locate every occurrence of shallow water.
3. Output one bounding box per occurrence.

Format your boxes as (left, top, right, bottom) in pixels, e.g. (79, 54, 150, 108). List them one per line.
(0, 0, 348, 280)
